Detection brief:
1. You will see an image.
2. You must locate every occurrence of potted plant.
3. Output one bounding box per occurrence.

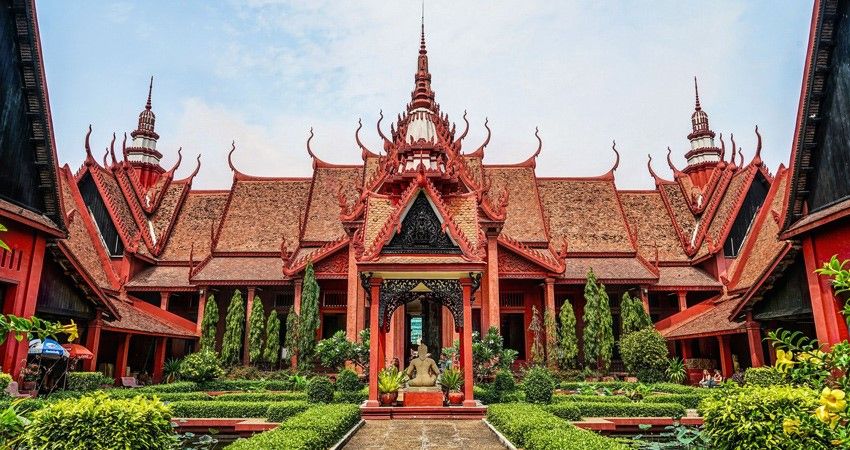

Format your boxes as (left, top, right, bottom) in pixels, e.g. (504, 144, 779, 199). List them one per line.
(377, 366, 406, 406)
(20, 363, 39, 391)
(440, 368, 464, 405)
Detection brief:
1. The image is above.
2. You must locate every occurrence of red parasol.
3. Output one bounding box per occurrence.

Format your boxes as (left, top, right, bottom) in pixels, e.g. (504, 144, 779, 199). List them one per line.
(62, 343, 94, 360)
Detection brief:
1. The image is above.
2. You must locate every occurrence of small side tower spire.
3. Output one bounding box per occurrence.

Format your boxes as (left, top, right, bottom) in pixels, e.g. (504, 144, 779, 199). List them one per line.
(682, 77, 722, 189)
(125, 76, 165, 189)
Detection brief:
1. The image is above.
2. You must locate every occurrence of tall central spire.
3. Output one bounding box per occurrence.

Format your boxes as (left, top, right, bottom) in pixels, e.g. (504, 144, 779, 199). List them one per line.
(410, 8, 435, 111)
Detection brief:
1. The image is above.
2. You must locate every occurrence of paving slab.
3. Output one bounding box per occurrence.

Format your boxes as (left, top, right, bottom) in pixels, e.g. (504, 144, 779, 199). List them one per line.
(343, 419, 506, 449)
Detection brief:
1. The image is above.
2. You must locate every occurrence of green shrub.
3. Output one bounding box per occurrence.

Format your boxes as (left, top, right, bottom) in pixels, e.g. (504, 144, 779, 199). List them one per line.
(66, 372, 112, 392)
(560, 380, 629, 391)
(227, 404, 360, 450)
(179, 351, 224, 383)
(473, 385, 496, 404)
(648, 382, 704, 395)
(25, 393, 176, 449)
(544, 403, 582, 420)
(743, 366, 785, 387)
(619, 328, 668, 383)
(264, 401, 310, 422)
(700, 385, 832, 450)
(214, 392, 306, 402)
(0, 373, 12, 391)
(106, 391, 212, 402)
(523, 366, 555, 404)
(0, 398, 48, 417)
(306, 376, 334, 403)
(552, 394, 632, 404)
(486, 403, 627, 450)
(570, 401, 685, 418)
(169, 401, 275, 418)
(492, 369, 516, 401)
(335, 369, 364, 403)
(265, 379, 295, 391)
(198, 379, 267, 391)
(642, 393, 704, 409)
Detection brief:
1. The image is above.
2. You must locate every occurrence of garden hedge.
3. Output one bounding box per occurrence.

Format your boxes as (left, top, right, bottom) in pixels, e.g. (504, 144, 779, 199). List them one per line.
(552, 394, 632, 404)
(169, 401, 276, 418)
(486, 403, 627, 450)
(743, 367, 785, 387)
(66, 372, 112, 392)
(264, 401, 311, 422)
(213, 392, 307, 402)
(569, 401, 685, 418)
(642, 393, 703, 409)
(227, 404, 361, 449)
(543, 403, 582, 420)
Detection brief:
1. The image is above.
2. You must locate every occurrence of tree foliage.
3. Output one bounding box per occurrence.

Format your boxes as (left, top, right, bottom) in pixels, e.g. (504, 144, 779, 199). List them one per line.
(221, 289, 246, 366)
(285, 308, 301, 368)
(264, 310, 281, 365)
(248, 295, 266, 364)
(582, 269, 614, 372)
(620, 292, 652, 336)
(529, 305, 545, 366)
(199, 294, 219, 353)
(543, 309, 559, 371)
(557, 300, 579, 370)
(297, 262, 321, 371)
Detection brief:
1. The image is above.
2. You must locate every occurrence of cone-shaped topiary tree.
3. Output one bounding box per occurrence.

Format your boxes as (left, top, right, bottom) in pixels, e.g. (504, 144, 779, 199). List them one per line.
(221, 289, 245, 366)
(199, 294, 219, 353)
(297, 261, 320, 371)
(264, 310, 281, 366)
(248, 295, 265, 364)
(558, 300, 578, 369)
(285, 307, 300, 368)
(620, 292, 652, 336)
(582, 269, 614, 372)
(543, 308, 559, 370)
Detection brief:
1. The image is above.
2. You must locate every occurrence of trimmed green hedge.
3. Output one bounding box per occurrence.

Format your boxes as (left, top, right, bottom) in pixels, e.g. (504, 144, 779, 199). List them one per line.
(743, 367, 785, 387)
(264, 401, 310, 422)
(486, 403, 627, 450)
(544, 403, 582, 420)
(227, 404, 361, 449)
(558, 381, 702, 395)
(213, 392, 307, 402)
(642, 393, 703, 409)
(169, 401, 276, 418)
(570, 401, 685, 418)
(559, 381, 630, 391)
(136, 381, 200, 393)
(108, 391, 213, 402)
(66, 372, 113, 392)
(0, 398, 48, 416)
(648, 383, 703, 395)
(552, 394, 632, 404)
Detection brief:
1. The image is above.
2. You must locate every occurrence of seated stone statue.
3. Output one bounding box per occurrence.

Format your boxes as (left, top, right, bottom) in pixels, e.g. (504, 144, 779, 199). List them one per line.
(405, 343, 439, 387)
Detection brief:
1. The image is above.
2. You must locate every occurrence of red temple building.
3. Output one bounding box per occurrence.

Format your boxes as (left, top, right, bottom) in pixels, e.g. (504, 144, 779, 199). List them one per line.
(1, 0, 848, 400)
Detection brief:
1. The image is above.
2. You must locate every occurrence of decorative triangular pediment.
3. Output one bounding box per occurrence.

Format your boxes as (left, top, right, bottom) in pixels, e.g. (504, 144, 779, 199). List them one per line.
(383, 191, 461, 254)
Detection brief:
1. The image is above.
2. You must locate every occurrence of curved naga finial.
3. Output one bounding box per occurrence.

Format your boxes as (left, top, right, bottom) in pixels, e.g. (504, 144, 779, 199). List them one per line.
(729, 134, 737, 166)
(469, 117, 490, 157)
(610, 140, 620, 172)
(187, 154, 201, 181)
(84, 125, 95, 166)
(121, 132, 129, 162)
(532, 127, 543, 159)
(109, 132, 118, 166)
(666, 147, 684, 178)
(647, 154, 664, 181)
(167, 147, 183, 174)
(227, 141, 238, 172)
(306, 127, 317, 159)
(376, 110, 392, 148)
(102, 147, 109, 167)
(738, 146, 744, 168)
(456, 110, 469, 143)
(718, 132, 726, 163)
(356, 118, 377, 158)
(753, 125, 763, 165)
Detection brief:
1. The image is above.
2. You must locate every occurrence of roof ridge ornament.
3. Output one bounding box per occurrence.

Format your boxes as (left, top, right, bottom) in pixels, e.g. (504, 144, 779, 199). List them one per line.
(752, 125, 763, 166)
(84, 125, 95, 166)
(693, 76, 701, 111)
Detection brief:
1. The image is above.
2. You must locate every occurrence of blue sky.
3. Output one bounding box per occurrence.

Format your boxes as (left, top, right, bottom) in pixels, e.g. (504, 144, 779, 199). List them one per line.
(37, 1, 813, 189)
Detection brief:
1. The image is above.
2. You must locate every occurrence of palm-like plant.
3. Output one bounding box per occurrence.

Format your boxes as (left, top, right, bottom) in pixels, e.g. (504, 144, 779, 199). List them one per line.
(666, 357, 687, 384)
(377, 366, 407, 394)
(162, 358, 182, 383)
(439, 368, 463, 392)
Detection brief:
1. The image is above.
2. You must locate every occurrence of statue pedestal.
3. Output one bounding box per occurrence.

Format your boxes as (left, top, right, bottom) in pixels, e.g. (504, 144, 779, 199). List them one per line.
(402, 388, 444, 407)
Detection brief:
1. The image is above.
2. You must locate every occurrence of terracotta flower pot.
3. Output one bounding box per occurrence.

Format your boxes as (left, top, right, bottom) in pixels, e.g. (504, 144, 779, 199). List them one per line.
(379, 392, 398, 406)
(447, 391, 465, 406)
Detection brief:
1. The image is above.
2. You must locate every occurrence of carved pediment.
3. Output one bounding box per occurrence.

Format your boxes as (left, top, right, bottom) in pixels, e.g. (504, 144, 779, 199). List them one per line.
(383, 192, 461, 254)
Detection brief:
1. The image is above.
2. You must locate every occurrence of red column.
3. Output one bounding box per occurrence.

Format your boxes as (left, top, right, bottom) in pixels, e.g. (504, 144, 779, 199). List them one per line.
(346, 249, 358, 340)
(639, 287, 650, 315)
(679, 339, 692, 360)
(745, 312, 765, 368)
(677, 291, 688, 312)
(242, 287, 255, 365)
(717, 335, 734, 378)
(196, 289, 207, 335)
(83, 317, 103, 372)
(802, 236, 849, 346)
(460, 278, 476, 407)
(366, 278, 383, 407)
(487, 237, 500, 332)
(114, 334, 131, 383)
(5, 234, 46, 378)
(544, 277, 555, 317)
(152, 337, 168, 383)
(159, 291, 170, 310)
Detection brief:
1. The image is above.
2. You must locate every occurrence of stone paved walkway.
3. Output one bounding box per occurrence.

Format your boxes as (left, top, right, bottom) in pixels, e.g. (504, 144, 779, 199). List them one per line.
(343, 420, 506, 449)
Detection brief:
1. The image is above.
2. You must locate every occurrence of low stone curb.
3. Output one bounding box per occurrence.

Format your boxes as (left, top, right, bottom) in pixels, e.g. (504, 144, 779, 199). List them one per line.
(483, 419, 517, 450)
(330, 418, 365, 450)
